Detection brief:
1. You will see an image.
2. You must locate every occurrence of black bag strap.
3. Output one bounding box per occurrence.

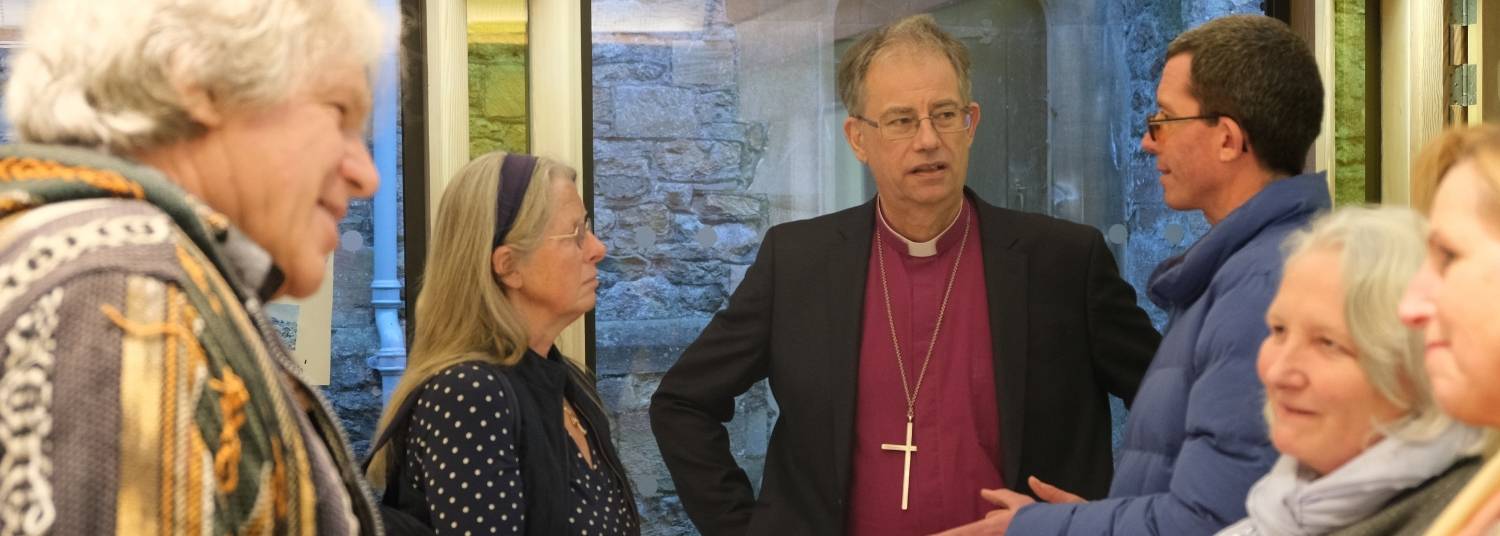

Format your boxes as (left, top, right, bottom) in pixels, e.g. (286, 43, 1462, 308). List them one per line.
(362, 383, 426, 477)
(362, 383, 437, 535)
(372, 387, 427, 523)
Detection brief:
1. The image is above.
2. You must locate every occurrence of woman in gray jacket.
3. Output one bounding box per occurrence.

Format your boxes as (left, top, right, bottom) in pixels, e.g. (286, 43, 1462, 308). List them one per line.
(1219, 206, 1482, 536)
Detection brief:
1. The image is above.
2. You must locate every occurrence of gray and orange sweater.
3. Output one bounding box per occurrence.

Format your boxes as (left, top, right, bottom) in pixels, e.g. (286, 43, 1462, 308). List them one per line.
(0, 144, 379, 535)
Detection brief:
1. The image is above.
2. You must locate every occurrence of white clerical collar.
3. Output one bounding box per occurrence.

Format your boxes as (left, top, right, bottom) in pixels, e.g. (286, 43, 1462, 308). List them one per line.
(875, 199, 964, 258)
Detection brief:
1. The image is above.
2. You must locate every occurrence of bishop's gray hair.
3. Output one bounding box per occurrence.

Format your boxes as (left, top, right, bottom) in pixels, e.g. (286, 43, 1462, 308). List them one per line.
(836, 14, 972, 117)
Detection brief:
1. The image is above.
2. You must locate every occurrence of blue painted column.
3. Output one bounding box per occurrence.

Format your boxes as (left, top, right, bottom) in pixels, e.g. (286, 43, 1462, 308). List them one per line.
(367, 0, 407, 405)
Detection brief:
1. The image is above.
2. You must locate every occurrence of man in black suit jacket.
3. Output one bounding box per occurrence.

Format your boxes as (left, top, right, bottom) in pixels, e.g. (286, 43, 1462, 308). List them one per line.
(649, 14, 1160, 536)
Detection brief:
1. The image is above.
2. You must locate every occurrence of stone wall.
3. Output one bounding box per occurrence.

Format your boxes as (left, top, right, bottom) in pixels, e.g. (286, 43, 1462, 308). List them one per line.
(469, 42, 529, 157)
(592, 1, 772, 534)
(1181, 0, 1265, 27)
(324, 180, 404, 457)
(1333, 0, 1371, 205)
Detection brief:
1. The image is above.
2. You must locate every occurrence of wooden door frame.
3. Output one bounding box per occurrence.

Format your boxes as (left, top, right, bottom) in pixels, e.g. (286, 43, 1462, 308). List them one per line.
(1379, 0, 1446, 206)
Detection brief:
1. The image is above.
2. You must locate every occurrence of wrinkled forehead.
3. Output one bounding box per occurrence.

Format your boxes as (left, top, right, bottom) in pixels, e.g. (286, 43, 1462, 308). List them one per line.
(867, 43, 958, 83)
(863, 46, 963, 110)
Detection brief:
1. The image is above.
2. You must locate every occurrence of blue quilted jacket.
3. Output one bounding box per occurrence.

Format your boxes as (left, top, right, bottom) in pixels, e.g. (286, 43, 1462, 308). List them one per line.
(1009, 173, 1330, 535)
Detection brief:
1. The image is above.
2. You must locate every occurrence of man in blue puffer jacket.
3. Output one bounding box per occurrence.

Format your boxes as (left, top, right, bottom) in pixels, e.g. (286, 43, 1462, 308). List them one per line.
(940, 15, 1331, 536)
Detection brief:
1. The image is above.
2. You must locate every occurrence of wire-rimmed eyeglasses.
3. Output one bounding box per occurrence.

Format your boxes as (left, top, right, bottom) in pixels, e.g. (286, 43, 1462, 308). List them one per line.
(852, 105, 973, 140)
(1145, 113, 1222, 142)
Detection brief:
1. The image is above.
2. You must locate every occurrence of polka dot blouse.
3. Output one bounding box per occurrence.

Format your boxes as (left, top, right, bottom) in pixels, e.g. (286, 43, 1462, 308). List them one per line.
(404, 363, 635, 535)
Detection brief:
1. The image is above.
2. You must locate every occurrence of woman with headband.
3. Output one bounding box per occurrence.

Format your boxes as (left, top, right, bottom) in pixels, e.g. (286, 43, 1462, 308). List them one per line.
(364, 151, 639, 535)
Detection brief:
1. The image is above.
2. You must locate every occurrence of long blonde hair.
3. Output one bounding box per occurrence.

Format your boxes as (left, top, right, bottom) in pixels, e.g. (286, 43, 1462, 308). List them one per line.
(366, 150, 573, 487)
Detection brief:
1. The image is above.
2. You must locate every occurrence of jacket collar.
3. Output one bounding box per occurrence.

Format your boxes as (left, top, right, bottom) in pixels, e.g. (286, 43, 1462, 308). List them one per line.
(511, 346, 606, 419)
(1148, 172, 1330, 309)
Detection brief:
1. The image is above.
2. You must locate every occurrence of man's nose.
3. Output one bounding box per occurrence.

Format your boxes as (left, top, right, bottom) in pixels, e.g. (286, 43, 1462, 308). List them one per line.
(1140, 128, 1159, 155)
(911, 118, 942, 150)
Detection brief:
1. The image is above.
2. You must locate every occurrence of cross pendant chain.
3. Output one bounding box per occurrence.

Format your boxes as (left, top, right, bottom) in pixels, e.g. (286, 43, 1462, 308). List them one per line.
(873, 206, 971, 513)
(879, 418, 919, 510)
(876, 207, 970, 421)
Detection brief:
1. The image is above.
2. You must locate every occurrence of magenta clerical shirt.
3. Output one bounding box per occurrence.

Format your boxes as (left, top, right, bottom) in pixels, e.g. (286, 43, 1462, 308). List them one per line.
(844, 198, 1002, 535)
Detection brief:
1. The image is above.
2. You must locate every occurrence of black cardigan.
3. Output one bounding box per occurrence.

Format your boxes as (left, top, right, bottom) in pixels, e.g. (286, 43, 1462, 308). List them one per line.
(378, 347, 640, 535)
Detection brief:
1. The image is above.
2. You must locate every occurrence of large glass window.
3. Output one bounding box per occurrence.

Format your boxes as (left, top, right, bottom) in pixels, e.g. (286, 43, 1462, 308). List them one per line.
(590, 1, 1263, 532)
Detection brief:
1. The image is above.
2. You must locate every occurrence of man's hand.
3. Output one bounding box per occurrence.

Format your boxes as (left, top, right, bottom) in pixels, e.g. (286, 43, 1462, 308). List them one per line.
(929, 488, 1033, 536)
(1028, 476, 1085, 504)
(928, 478, 1088, 536)
(929, 513, 1008, 536)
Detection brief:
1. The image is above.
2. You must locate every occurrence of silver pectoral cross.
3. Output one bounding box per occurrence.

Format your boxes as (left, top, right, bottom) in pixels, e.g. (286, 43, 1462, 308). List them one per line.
(880, 418, 918, 510)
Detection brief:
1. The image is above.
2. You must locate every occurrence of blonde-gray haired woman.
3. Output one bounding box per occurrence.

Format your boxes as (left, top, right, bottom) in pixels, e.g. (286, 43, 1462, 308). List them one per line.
(0, 0, 383, 533)
(1218, 206, 1483, 536)
(365, 151, 640, 535)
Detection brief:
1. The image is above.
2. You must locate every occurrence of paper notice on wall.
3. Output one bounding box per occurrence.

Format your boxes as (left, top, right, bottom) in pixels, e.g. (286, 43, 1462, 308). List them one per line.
(267, 261, 335, 385)
(266, 302, 301, 350)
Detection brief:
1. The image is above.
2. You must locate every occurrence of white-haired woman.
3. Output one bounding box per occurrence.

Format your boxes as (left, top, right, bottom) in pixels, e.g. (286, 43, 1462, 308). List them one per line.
(0, 0, 383, 533)
(1217, 206, 1483, 536)
(1398, 125, 1500, 536)
(365, 151, 640, 535)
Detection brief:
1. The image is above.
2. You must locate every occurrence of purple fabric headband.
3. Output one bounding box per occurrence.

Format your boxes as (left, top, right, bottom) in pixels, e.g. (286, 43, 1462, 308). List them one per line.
(492, 153, 538, 249)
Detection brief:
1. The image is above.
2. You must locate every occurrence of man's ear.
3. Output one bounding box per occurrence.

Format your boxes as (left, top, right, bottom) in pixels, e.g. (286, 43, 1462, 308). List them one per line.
(492, 246, 523, 290)
(843, 116, 869, 164)
(1217, 116, 1249, 163)
(965, 101, 982, 139)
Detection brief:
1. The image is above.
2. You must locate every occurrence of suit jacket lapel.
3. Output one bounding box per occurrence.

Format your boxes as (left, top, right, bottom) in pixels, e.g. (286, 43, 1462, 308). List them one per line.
(974, 196, 1028, 489)
(827, 199, 874, 504)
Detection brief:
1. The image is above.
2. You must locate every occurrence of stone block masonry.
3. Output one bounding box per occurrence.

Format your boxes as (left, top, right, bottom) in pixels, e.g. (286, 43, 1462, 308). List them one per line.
(593, 1, 775, 534)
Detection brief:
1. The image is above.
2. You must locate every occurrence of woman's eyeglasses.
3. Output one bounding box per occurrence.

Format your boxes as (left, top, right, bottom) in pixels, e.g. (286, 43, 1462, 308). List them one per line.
(546, 214, 594, 248)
